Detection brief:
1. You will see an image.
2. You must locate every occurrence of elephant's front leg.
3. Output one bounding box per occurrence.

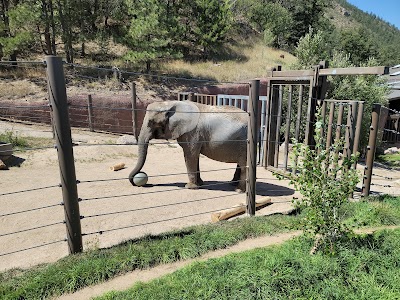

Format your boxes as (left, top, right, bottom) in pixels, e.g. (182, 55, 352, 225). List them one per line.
(182, 147, 202, 189)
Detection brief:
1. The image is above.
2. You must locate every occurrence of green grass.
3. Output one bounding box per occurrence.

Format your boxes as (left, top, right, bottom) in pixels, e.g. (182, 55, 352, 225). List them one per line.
(0, 130, 54, 150)
(97, 229, 400, 300)
(0, 130, 29, 148)
(341, 195, 400, 227)
(0, 215, 299, 300)
(0, 196, 399, 300)
(377, 153, 400, 168)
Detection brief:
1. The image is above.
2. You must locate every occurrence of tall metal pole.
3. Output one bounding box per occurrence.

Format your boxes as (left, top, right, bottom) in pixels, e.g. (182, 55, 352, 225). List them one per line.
(362, 104, 381, 197)
(246, 80, 259, 216)
(45, 56, 82, 254)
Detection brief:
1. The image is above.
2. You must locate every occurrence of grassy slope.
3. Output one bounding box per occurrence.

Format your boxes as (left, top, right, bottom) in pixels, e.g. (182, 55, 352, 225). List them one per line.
(1, 196, 399, 300)
(161, 37, 297, 83)
(98, 228, 400, 300)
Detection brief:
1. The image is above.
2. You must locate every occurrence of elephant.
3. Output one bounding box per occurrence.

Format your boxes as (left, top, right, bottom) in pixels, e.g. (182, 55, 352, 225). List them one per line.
(129, 100, 248, 192)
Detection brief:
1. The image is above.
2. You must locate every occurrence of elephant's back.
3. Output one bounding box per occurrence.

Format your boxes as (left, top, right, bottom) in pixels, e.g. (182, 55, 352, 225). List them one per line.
(195, 102, 248, 123)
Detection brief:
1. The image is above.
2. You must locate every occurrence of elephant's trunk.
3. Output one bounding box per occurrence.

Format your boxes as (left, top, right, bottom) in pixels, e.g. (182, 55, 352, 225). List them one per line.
(129, 124, 151, 186)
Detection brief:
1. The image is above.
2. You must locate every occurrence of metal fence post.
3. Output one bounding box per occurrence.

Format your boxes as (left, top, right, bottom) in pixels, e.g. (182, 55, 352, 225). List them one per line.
(87, 94, 94, 132)
(362, 103, 381, 197)
(45, 56, 83, 254)
(246, 80, 259, 216)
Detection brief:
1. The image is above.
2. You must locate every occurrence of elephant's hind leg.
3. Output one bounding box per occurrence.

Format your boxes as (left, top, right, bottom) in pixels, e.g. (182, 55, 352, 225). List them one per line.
(230, 164, 241, 187)
(196, 158, 204, 186)
(235, 164, 247, 193)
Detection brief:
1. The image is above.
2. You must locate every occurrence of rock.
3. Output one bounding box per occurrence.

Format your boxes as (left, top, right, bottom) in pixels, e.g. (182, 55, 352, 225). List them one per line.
(0, 159, 7, 170)
(117, 135, 137, 145)
(384, 147, 400, 155)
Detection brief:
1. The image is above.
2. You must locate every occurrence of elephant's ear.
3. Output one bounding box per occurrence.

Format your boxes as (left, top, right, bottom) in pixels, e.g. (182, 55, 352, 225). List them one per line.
(167, 101, 200, 139)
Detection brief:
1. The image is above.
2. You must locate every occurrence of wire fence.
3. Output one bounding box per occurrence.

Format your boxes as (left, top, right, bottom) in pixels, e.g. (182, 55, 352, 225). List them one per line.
(1, 59, 398, 270)
(0, 61, 283, 270)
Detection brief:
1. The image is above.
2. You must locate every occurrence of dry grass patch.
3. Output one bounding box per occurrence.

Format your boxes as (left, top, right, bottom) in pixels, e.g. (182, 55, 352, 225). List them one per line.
(0, 80, 45, 100)
(162, 39, 296, 82)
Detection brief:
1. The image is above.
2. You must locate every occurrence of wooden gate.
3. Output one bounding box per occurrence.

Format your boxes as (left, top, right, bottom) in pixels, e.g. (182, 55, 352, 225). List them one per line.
(262, 63, 388, 179)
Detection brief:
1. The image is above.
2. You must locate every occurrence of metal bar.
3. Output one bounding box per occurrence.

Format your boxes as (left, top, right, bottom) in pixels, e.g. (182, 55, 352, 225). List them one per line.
(262, 83, 272, 167)
(246, 80, 259, 216)
(87, 94, 94, 132)
(335, 104, 345, 144)
(259, 99, 266, 166)
(45, 55, 82, 254)
(318, 99, 327, 154)
(352, 102, 364, 168)
(283, 85, 293, 170)
(344, 105, 352, 159)
(325, 102, 335, 152)
(305, 83, 315, 146)
(362, 104, 381, 196)
(292, 85, 304, 175)
(267, 85, 278, 167)
(274, 85, 283, 168)
(349, 102, 357, 155)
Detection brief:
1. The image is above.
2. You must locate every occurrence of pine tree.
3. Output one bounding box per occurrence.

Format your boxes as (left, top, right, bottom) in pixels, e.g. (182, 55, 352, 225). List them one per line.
(123, 0, 176, 72)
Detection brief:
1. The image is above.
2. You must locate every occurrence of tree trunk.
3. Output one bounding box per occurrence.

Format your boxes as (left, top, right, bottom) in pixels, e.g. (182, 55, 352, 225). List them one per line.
(49, 0, 57, 54)
(42, 0, 53, 55)
(57, 0, 73, 63)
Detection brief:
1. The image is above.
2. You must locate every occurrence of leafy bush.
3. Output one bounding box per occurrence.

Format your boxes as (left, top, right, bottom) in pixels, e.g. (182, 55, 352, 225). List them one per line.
(291, 119, 359, 254)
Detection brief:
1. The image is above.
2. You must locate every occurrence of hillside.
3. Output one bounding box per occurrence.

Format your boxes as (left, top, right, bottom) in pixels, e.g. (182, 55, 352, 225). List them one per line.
(333, 0, 400, 66)
(0, 0, 399, 85)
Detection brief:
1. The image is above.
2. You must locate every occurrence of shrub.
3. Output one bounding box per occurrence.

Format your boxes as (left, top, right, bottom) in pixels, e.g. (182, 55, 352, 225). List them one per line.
(291, 118, 359, 254)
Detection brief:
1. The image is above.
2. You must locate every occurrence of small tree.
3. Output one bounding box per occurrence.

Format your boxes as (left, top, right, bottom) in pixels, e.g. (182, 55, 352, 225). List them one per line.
(0, 2, 40, 60)
(291, 119, 359, 254)
(191, 0, 232, 59)
(123, 0, 178, 72)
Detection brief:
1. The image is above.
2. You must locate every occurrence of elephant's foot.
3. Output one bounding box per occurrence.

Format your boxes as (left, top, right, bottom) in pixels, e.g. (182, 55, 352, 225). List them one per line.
(229, 180, 239, 187)
(235, 182, 246, 193)
(185, 182, 199, 189)
(196, 178, 204, 186)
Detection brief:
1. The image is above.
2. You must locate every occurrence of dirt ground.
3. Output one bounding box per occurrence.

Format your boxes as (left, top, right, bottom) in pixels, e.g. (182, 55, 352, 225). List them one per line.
(0, 121, 300, 271)
(1, 120, 400, 300)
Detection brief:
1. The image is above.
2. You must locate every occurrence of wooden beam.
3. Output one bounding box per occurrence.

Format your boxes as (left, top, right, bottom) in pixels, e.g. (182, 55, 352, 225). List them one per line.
(319, 66, 389, 76)
(267, 66, 389, 78)
(211, 197, 272, 222)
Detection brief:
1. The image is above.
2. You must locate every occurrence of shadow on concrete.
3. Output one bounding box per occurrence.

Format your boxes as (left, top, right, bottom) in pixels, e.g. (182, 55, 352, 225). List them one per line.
(1, 155, 25, 168)
(146, 181, 295, 197)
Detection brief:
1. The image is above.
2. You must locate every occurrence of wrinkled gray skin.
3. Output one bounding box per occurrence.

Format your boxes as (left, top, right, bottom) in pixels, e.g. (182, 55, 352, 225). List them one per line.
(129, 100, 248, 192)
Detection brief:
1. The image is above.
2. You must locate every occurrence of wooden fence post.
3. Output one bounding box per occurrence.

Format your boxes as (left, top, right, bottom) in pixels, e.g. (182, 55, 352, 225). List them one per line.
(246, 80, 259, 216)
(362, 104, 381, 197)
(131, 82, 138, 141)
(266, 66, 281, 167)
(45, 55, 82, 254)
(87, 94, 94, 132)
